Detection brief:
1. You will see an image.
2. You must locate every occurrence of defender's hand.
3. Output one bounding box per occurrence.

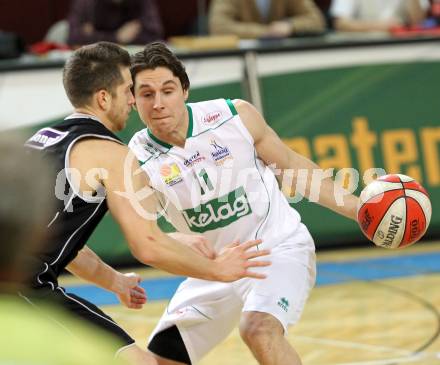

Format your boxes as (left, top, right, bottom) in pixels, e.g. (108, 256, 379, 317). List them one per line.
(115, 272, 147, 309)
(214, 240, 270, 282)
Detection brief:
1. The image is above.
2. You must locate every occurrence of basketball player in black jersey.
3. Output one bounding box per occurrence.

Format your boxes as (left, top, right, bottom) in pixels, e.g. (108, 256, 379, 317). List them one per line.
(24, 42, 270, 365)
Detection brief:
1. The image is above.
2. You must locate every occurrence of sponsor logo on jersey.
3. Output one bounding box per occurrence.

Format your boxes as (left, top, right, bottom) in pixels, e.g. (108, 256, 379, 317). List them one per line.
(202, 111, 223, 124)
(183, 151, 205, 168)
(182, 186, 252, 233)
(210, 140, 232, 166)
(277, 297, 289, 312)
(160, 163, 183, 186)
(143, 142, 161, 158)
(382, 215, 403, 247)
(25, 128, 68, 150)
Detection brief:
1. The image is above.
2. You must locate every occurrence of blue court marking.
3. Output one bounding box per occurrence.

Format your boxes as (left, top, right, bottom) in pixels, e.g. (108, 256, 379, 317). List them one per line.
(65, 252, 440, 306)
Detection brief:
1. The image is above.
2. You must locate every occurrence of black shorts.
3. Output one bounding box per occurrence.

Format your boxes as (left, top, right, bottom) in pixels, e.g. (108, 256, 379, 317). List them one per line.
(20, 286, 134, 350)
(149, 325, 191, 364)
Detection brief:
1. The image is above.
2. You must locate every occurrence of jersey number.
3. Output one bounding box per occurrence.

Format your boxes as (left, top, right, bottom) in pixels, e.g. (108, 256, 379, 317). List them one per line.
(196, 168, 214, 195)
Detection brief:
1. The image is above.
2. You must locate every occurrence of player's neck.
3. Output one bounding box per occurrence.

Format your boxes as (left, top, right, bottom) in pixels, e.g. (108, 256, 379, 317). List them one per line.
(74, 107, 115, 132)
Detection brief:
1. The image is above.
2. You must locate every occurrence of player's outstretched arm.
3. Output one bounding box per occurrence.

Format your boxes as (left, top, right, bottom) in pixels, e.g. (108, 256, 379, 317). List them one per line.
(167, 232, 216, 259)
(66, 246, 147, 309)
(234, 99, 359, 222)
(70, 139, 270, 282)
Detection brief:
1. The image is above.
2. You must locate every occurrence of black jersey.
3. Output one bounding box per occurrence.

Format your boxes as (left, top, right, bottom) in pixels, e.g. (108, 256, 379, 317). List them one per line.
(24, 115, 123, 289)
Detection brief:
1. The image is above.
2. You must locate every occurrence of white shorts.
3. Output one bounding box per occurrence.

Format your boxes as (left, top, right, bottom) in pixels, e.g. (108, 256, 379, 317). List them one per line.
(149, 224, 316, 364)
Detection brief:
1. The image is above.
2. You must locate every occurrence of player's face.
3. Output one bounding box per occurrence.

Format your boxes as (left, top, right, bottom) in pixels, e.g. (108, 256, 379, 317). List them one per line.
(133, 67, 189, 137)
(108, 67, 135, 131)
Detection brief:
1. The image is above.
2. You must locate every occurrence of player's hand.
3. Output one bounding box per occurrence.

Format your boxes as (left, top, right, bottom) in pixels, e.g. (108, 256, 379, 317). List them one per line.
(213, 240, 270, 282)
(115, 272, 147, 309)
(170, 232, 216, 259)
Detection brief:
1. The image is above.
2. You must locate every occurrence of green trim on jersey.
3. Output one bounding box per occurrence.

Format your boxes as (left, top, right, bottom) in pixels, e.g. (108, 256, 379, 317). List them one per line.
(139, 152, 164, 165)
(253, 149, 270, 243)
(186, 104, 194, 137)
(147, 128, 172, 149)
(226, 99, 238, 116)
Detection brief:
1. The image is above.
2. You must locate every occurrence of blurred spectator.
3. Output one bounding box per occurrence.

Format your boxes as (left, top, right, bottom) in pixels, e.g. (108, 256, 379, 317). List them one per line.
(313, 0, 333, 29)
(0, 31, 24, 59)
(0, 135, 55, 288)
(314, 0, 331, 13)
(330, 0, 430, 32)
(45, 20, 69, 44)
(209, 0, 326, 39)
(68, 0, 163, 45)
(0, 135, 124, 365)
(159, 0, 212, 38)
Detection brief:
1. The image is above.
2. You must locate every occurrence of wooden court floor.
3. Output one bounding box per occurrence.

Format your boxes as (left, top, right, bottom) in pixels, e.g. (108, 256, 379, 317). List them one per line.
(61, 240, 440, 365)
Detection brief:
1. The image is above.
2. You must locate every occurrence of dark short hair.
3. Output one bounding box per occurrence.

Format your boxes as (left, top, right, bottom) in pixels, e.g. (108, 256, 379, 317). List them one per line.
(131, 42, 190, 91)
(63, 42, 131, 107)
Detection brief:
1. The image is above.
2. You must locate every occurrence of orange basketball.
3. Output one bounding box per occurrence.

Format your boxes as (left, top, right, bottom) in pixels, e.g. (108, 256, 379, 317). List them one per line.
(357, 174, 432, 249)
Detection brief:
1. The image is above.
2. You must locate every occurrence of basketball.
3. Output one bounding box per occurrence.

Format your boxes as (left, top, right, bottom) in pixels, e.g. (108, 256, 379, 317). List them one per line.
(357, 174, 432, 249)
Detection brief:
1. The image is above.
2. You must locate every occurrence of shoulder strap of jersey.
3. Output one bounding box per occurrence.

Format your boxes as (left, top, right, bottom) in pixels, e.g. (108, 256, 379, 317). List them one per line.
(187, 98, 238, 137)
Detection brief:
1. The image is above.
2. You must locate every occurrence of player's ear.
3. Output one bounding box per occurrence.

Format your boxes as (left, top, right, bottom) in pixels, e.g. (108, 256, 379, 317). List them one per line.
(183, 88, 189, 101)
(96, 89, 110, 111)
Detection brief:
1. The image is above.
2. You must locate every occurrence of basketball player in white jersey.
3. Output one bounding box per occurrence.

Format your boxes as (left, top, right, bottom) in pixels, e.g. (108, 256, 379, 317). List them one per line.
(128, 42, 360, 365)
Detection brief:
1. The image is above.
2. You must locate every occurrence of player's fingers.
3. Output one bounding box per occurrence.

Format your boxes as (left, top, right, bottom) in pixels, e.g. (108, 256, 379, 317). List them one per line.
(130, 291, 147, 300)
(196, 236, 208, 244)
(242, 270, 267, 279)
(132, 285, 146, 294)
(245, 260, 271, 268)
(131, 288, 147, 299)
(129, 303, 143, 309)
(245, 249, 270, 259)
(192, 243, 210, 257)
(241, 239, 263, 251)
(131, 296, 147, 304)
(125, 273, 142, 287)
(197, 242, 216, 259)
(225, 240, 240, 249)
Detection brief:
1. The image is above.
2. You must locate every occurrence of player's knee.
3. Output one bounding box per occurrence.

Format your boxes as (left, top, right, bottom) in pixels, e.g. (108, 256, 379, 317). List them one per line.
(117, 344, 158, 365)
(239, 313, 282, 346)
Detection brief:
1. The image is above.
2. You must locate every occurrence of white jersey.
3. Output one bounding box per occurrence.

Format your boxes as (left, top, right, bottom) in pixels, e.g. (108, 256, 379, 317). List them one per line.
(129, 98, 302, 251)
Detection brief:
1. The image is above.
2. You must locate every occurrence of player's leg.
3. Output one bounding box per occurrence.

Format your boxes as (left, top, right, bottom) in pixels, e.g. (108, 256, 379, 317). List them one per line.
(58, 292, 160, 365)
(148, 279, 242, 364)
(239, 311, 302, 365)
(148, 325, 191, 364)
(21, 288, 157, 364)
(59, 292, 160, 365)
(238, 228, 316, 365)
(150, 355, 186, 365)
(117, 344, 159, 365)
